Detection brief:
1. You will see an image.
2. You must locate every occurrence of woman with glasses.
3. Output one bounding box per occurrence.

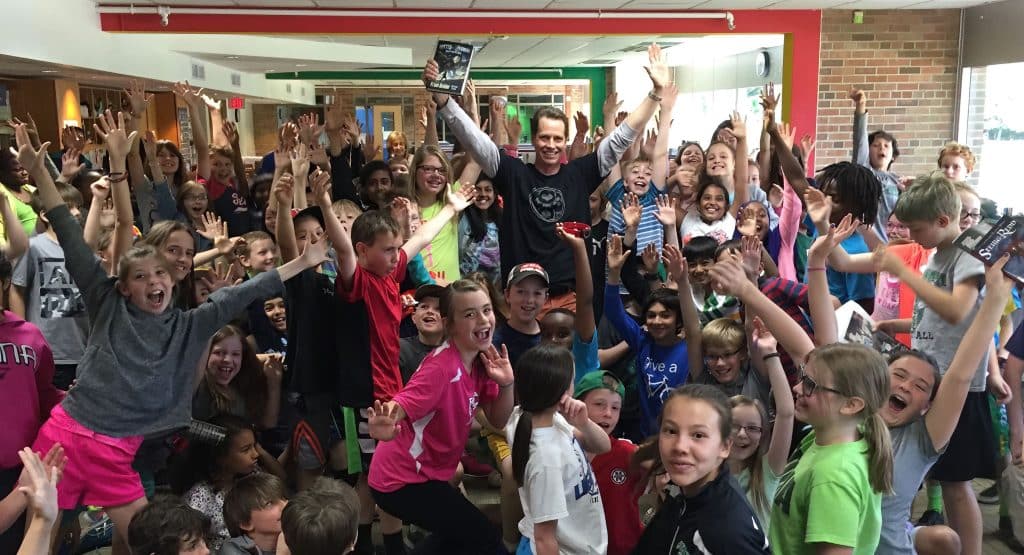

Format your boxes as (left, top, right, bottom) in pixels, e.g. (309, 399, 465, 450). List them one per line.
(410, 145, 481, 285)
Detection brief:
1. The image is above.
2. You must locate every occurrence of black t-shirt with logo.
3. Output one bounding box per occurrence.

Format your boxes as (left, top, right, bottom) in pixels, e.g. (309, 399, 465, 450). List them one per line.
(493, 152, 604, 294)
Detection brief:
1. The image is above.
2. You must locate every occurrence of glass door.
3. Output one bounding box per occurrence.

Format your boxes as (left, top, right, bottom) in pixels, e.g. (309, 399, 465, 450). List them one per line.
(373, 104, 404, 160)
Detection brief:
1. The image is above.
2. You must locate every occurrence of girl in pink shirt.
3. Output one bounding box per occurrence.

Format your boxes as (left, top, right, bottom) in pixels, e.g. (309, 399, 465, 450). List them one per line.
(367, 279, 514, 554)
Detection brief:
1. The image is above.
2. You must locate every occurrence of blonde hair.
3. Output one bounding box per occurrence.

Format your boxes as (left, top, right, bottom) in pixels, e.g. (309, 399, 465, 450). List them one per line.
(730, 395, 770, 517)
(411, 145, 452, 205)
(893, 172, 961, 222)
(701, 318, 746, 354)
(808, 343, 893, 494)
(938, 142, 976, 173)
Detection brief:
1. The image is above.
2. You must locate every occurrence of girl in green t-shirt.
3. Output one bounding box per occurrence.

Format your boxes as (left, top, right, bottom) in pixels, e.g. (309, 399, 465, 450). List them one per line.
(412, 144, 480, 285)
(769, 343, 894, 554)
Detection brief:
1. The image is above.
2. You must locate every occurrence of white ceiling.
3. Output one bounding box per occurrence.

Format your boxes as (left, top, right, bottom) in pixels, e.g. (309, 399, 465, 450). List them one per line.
(89, 0, 999, 8)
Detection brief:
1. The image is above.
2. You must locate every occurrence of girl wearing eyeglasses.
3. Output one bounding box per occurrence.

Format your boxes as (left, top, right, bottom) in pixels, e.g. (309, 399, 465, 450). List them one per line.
(709, 252, 893, 554)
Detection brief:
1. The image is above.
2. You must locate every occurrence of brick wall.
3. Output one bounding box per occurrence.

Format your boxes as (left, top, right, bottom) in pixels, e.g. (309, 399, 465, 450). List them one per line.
(815, 9, 961, 176)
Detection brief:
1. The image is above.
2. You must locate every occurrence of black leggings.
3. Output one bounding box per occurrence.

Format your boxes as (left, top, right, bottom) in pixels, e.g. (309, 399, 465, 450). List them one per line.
(372, 480, 502, 555)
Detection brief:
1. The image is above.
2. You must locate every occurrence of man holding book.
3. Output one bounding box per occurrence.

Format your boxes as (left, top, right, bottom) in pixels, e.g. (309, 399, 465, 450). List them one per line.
(422, 43, 670, 310)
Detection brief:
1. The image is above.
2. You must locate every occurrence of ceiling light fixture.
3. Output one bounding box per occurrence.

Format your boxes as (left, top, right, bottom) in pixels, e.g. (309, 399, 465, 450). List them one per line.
(41, 69, 59, 73)
(226, 55, 240, 59)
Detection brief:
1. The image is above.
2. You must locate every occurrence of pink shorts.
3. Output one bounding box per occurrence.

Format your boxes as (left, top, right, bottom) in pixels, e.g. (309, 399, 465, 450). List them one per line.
(31, 405, 145, 510)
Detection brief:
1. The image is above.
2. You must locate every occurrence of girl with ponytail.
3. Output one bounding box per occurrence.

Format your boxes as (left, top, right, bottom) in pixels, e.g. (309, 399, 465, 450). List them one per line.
(507, 344, 610, 555)
(769, 342, 893, 554)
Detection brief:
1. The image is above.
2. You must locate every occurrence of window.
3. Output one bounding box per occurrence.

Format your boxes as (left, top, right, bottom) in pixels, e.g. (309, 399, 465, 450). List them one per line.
(958, 62, 1024, 214)
(436, 92, 567, 145)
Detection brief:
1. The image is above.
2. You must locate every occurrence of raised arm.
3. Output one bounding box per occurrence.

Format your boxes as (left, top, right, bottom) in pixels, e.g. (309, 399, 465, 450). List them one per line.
(806, 217, 860, 345)
(926, 256, 1012, 450)
(557, 224, 595, 343)
(750, 317, 794, 475)
(850, 88, 869, 167)
(222, 120, 249, 197)
(173, 81, 211, 180)
(272, 174, 299, 263)
(569, 111, 590, 161)
(421, 97, 440, 148)
(767, 113, 810, 201)
(664, 244, 704, 378)
(423, 60, 501, 177)
(727, 110, 749, 214)
(875, 246, 981, 324)
(0, 193, 28, 260)
(401, 184, 475, 259)
(709, 254, 815, 363)
(94, 111, 137, 270)
(652, 86, 677, 192)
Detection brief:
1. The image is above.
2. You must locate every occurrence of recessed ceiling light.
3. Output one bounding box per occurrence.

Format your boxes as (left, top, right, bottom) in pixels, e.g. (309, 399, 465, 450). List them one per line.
(41, 69, 58, 73)
(295, 63, 308, 67)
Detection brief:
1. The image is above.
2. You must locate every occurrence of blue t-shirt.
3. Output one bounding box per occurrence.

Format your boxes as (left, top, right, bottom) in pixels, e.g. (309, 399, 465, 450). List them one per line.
(822, 233, 876, 303)
(603, 284, 689, 436)
(572, 329, 600, 382)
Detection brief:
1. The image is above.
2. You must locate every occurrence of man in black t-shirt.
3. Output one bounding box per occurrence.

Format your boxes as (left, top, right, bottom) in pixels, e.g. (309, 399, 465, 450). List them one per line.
(424, 44, 672, 307)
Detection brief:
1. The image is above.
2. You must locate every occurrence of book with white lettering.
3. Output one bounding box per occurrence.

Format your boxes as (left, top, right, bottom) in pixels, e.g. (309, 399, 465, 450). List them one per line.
(955, 215, 1024, 283)
(426, 40, 475, 96)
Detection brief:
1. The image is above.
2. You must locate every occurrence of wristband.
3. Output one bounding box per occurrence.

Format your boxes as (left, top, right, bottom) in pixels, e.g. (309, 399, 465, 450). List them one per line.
(762, 353, 780, 362)
(498, 381, 514, 389)
(806, 267, 826, 272)
(648, 90, 663, 102)
(108, 172, 128, 183)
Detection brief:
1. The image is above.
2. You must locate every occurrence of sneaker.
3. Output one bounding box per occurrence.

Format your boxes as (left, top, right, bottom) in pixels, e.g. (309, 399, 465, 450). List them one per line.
(460, 452, 495, 477)
(916, 509, 945, 526)
(977, 483, 999, 505)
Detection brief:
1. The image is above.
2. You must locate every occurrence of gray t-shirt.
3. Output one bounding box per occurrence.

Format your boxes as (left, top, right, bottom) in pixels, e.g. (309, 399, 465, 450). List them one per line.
(12, 233, 88, 365)
(877, 418, 942, 555)
(697, 363, 770, 409)
(911, 245, 987, 391)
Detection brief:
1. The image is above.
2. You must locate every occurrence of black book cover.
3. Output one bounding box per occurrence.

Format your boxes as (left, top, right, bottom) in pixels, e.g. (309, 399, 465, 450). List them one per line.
(427, 40, 475, 95)
(956, 215, 1024, 283)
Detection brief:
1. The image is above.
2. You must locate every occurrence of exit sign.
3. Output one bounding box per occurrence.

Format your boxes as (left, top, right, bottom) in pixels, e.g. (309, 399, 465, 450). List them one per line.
(228, 97, 245, 109)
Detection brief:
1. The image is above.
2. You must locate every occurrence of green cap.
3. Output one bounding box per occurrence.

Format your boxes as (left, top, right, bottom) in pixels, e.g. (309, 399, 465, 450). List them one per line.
(574, 370, 625, 400)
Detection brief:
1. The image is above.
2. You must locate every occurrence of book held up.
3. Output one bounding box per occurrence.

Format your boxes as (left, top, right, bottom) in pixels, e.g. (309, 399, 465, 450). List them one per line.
(954, 215, 1024, 283)
(426, 40, 475, 96)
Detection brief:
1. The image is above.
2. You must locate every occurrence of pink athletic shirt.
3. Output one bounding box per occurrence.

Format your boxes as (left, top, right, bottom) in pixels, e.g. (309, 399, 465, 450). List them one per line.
(368, 341, 499, 493)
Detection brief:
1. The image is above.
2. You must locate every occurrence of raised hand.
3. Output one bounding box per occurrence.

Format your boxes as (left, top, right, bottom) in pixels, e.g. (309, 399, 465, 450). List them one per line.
(368, 400, 402, 441)
(614, 111, 629, 127)
(201, 261, 244, 294)
(217, 121, 238, 147)
(17, 447, 60, 524)
(123, 79, 152, 118)
(93, 110, 138, 163)
(750, 316, 779, 358)
(363, 133, 381, 161)
(654, 194, 677, 228)
(297, 112, 324, 146)
(299, 230, 331, 266)
(800, 134, 816, 158)
(142, 129, 159, 159)
(644, 43, 670, 91)
(778, 121, 796, 150)
(641, 243, 660, 275)
(421, 58, 452, 105)
(740, 235, 762, 280)
(290, 143, 311, 177)
(89, 177, 112, 203)
(708, 253, 751, 297)
(986, 254, 1015, 306)
(728, 111, 747, 141)
(871, 245, 905, 276)
(807, 213, 859, 264)
(341, 113, 360, 146)
(308, 143, 330, 169)
(662, 244, 688, 284)
(737, 213, 758, 237)
(606, 234, 631, 271)
(480, 344, 514, 386)
(559, 396, 591, 430)
(390, 197, 411, 232)
(200, 92, 222, 113)
(803, 188, 832, 229)
(261, 353, 284, 385)
(602, 91, 623, 126)
(172, 81, 205, 110)
(504, 114, 522, 144)
(445, 183, 476, 213)
(14, 124, 50, 176)
(640, 128, 658, 161)
(849, 88, 866, 108)
(272, 173, 294, 206)
(760, 82, 779, 113)
(324, 91, 345, 133)
(60, 149, 85, 181)
(574, 111, 590, 138)
(621, 193, 642, 229)
(660, 82, 679, 114)
(309, 168, 332, 205)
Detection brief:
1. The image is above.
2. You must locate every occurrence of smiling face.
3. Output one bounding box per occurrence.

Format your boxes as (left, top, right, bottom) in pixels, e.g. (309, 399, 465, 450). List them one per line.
(679, 144, 704, 169)
(364, 169, 393, 207)
(263, 297, 287, 333)
(447, 288, 496, 353)
(412, 296, 443, 337)
(156, 144, 181, 177)
(728, 403, 765, 462)
(532, 116, 567, 170)
(688, 257, 714, 287)
(211, 153, 234, 183)
(659, 396, 731, 496)
(879, 354, 936, 428)
(644, 301, 679, 345)
(504, 276, 548, 326)
(117, 256, 175, 315)
(626, 160, 653, 196)
(474, 179, 496, 211)
(415, 153, 448, 201)
(388, 136, 407, 160)
(958, 190, 981, 233)
(207, 334, 243, 386)
(705, 143, 734, 179)
(183, 188, 209, 221)
(163, 230, 196, 283)
(703, 345, 746, 385)
(582, 388, 622, 434)
(242, 239, 278, 274)
(698, 184, 728, 223)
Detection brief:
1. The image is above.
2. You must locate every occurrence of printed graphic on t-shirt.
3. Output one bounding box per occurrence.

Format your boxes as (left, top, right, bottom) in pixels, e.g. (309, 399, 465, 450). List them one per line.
(571, 437, 600, 504)
(911, 267, 946, 342)
(644, 358, 679, 404)
(529, 186, 566, 223)
(36, 257, 84, 318)
(0, 343, 39, 379)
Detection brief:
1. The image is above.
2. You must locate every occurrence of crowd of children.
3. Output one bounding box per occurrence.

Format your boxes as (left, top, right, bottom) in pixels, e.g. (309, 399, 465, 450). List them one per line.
(1, 41, 1018, 555)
